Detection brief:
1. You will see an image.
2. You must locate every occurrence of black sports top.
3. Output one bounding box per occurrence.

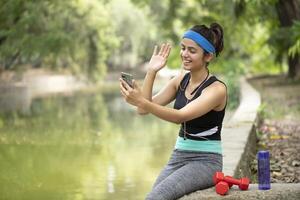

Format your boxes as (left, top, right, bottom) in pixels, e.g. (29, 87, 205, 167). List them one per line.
(173, 72, 226, 141)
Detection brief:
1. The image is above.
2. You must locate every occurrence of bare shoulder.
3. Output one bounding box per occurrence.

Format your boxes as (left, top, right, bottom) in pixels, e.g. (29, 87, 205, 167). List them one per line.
(169, 71, 187, 91)
(170, 70, 188, 90)
(205, 79, 227, 96)
(212, 80, 227, 90)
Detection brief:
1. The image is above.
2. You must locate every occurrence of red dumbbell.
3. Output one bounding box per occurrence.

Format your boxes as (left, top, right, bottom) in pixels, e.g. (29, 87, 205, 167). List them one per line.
(215, 181, 229, 195)
(213, 172, 250, 190)
(225, 175, 233, 188)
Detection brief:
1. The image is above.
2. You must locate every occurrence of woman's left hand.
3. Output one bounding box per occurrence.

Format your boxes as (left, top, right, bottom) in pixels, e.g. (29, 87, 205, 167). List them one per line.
(119, 78, 145, 107)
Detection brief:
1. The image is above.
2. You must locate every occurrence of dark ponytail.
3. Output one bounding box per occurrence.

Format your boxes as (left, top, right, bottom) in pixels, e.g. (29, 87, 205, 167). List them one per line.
(210, 23, 224, 56)
(190, 22, 224, 57)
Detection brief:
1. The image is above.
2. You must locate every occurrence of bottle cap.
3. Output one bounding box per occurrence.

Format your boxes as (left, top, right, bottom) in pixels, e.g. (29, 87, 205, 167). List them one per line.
(257, 150, 269, 159)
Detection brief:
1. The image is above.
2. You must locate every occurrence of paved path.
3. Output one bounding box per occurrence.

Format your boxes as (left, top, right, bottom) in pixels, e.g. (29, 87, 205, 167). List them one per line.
(222, 77, 261, 176)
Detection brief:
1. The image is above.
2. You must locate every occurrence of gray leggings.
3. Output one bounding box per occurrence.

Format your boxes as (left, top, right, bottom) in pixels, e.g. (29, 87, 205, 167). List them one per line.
(146, 149, 223, 200)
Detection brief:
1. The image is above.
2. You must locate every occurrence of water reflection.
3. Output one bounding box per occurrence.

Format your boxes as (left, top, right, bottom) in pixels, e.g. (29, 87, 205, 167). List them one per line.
(0, 90, 177, 200)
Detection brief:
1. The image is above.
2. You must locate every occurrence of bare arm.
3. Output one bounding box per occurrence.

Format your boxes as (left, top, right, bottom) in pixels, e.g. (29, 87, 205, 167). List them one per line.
(137, 70, 156, 114)
(138, 71, 186, 115)
(137, 43, 172, 114)
(120, 79, 227, 124)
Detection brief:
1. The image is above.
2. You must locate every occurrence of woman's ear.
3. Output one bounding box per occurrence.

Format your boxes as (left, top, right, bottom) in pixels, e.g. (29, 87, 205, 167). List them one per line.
(204, 53, 214, 62)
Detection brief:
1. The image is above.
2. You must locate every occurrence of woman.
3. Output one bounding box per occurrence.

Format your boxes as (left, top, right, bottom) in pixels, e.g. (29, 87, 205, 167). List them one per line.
(119, 23, 226, 200)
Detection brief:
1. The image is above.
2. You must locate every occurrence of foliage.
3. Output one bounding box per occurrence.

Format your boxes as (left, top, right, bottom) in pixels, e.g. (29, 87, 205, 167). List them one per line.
(288, 20, 300, 58)
(222, 72, 240, 110)
(139, 0, 300, 78)
(167, 45, 181, 69)
(106, 0, 159, 70)
(236, 0, 300, 78)
(1, 0, 298, 80)
(257, 103, 268, 120)
(0, 0, 118, 80)
(131, 0, 283, 77)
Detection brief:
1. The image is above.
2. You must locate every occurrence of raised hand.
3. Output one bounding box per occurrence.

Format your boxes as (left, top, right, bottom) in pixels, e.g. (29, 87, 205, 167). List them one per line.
(147, 43, 171, 73)
(119, 78, 144, 107)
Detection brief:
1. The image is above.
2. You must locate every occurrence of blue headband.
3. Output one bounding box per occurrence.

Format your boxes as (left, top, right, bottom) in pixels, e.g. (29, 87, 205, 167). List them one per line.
(183, 30, 216, 54)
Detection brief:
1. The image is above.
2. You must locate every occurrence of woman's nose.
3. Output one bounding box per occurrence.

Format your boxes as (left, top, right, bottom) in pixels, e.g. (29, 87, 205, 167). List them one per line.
(181, 49, 188, 57)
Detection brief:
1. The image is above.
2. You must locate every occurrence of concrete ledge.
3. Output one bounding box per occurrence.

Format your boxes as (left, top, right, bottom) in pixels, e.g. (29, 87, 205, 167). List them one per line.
(180, 184, 300, 200)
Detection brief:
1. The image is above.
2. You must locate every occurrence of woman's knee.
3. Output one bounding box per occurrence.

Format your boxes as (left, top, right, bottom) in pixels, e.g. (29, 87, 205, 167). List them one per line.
(145, 190, 165, 200)
(145, 183, 179, 200)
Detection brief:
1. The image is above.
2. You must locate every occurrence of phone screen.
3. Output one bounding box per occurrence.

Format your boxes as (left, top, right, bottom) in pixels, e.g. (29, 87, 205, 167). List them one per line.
(121, 72, 133, 88)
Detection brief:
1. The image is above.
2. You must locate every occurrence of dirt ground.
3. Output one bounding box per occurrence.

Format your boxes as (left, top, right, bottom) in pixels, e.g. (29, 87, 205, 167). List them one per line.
(248, 75, 300, 183)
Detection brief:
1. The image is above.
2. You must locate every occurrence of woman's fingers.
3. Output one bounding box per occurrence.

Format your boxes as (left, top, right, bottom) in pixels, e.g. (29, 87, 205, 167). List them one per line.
(167, 44, 172, 57)
(120, 87, 127, 98)
(158, 43, 171, 58)
(120, 78, 137, 97)
(119, 80, 129, 95)
(120, 78, 131, 91)
(152, 45, 158, 56)
(153, 43, 171, 58)
(163, 43, 171, 58)
(158, 43, 166, 56)
(132, 80, 137, 88)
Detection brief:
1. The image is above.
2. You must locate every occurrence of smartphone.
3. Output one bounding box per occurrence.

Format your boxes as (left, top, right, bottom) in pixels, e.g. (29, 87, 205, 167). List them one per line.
(121, 72, 133, 88)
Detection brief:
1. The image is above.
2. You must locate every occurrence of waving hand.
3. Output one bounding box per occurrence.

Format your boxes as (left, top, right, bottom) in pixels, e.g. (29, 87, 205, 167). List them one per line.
(148, 43, 171, 72)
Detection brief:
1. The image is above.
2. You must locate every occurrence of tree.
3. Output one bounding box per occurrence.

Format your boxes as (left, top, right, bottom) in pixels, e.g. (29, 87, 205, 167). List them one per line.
(0, 0, 118, 80)
(106, 0, 159, 71)
(131, 0, 300, 79)
(235, 0, 300, 79)
(275, 0, 300, 79)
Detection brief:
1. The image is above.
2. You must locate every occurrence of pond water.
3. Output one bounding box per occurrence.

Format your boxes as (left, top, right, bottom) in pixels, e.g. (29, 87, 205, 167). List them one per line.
(0, 90, 178, 200)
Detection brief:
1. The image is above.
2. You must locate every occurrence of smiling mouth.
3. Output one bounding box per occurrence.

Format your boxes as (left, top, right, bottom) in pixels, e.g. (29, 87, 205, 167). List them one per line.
(183, 60, 192, 64)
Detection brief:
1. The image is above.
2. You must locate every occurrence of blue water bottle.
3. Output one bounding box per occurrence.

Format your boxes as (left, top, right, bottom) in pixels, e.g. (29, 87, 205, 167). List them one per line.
(257, 150, 271, 190)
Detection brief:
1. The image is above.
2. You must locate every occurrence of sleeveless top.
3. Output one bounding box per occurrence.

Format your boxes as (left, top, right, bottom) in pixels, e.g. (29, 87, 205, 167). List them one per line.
(174, 72, 226, 142)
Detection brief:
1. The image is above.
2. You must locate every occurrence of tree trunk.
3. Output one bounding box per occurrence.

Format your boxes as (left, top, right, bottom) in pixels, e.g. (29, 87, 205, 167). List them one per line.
(288, 53, 300, 79)
(276, 0, 300, 79)
(88, 32, 98, 77)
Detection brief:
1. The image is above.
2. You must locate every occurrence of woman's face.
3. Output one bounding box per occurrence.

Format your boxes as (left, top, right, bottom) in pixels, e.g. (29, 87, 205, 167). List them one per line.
(180, 38, 210, 71)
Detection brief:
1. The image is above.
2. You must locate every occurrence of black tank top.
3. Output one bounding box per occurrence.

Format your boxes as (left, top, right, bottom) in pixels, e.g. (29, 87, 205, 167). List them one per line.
(173, 73, 226, 141)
